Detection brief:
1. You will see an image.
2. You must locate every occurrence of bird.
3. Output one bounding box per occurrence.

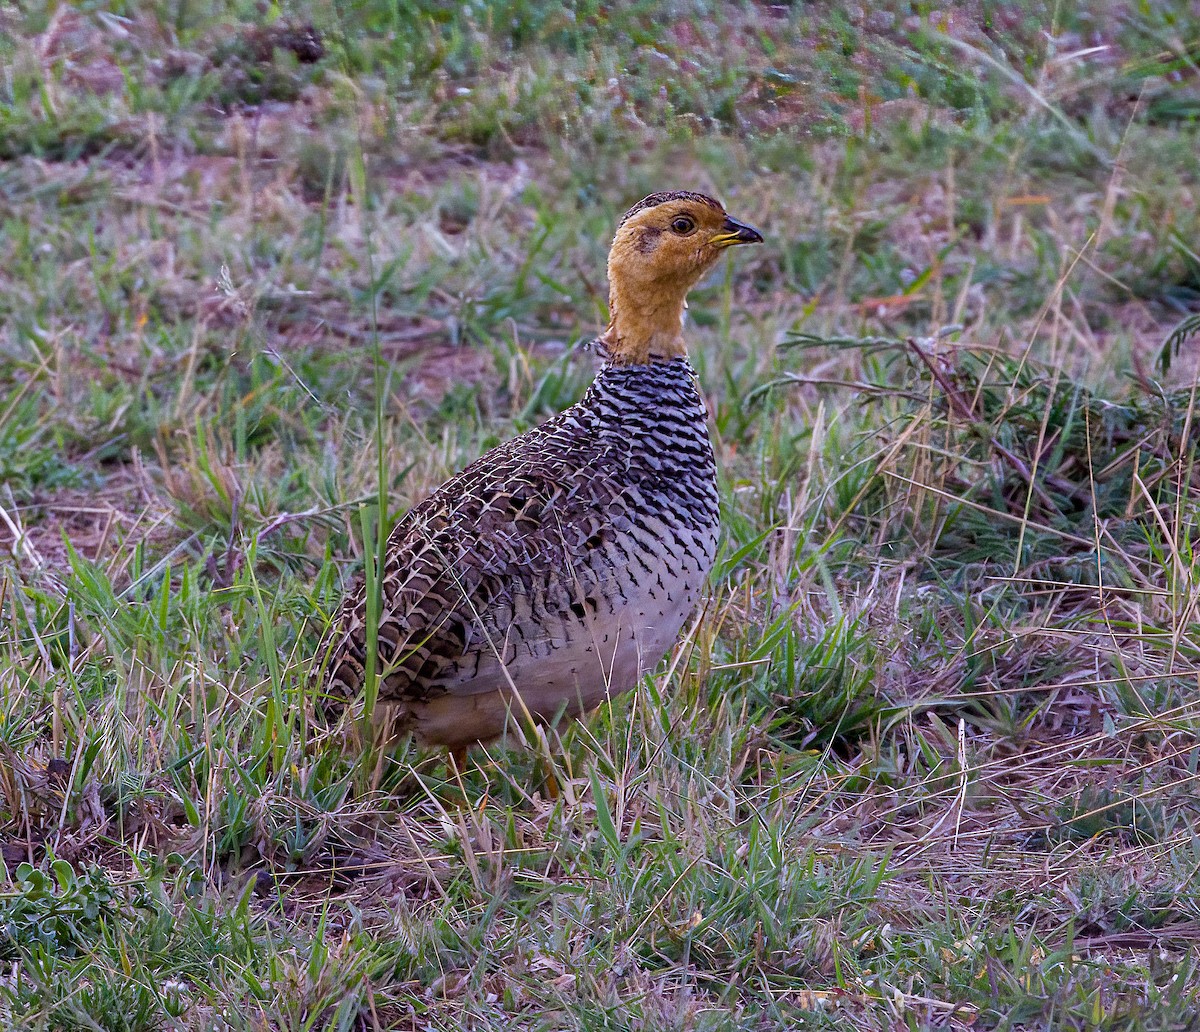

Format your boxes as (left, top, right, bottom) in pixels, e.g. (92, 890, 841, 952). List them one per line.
(316, 190, 763, 782)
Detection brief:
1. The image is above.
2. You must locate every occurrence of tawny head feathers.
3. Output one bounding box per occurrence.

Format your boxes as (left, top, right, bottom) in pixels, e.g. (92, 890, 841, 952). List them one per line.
(601, 191, 762, 365)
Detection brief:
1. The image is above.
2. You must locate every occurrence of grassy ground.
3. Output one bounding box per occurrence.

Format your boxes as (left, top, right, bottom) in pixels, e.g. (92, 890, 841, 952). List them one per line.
(2, 1, 1200, 1028)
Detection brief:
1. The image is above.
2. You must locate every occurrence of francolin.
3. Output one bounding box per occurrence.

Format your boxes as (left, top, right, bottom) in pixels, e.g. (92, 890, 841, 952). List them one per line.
(318, 191, 763, 775)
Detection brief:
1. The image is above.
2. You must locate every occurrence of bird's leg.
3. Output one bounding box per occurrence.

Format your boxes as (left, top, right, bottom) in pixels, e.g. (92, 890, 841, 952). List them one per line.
(446, 746, 482, 808)
(540, 754, 560, 800)
(448, 745, 468, 781)
(444, 746, 468, 805)
(527, 724, 561, 801)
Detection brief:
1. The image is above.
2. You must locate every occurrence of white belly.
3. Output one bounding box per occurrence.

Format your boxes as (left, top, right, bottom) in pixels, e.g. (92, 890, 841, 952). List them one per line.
(406, 559, 707, 749)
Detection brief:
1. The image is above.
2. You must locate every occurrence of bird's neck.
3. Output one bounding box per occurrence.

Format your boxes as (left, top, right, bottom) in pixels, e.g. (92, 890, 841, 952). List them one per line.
(599, 278, 689, 366)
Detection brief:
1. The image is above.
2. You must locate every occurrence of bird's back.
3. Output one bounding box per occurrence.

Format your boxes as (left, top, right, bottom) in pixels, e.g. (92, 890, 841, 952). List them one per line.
(318, 355, 719, 750)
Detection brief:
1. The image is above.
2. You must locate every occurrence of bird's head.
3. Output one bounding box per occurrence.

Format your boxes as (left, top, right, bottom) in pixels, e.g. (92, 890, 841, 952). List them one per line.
(601, 191, 762, 365)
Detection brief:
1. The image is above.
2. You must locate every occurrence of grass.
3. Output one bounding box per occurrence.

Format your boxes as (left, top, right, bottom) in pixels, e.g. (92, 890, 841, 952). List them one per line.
(2, 0, 1200, 1027)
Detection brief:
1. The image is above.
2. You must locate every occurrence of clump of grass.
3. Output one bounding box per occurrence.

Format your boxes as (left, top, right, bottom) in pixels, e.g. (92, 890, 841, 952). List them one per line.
(780, 332, 1198, 572)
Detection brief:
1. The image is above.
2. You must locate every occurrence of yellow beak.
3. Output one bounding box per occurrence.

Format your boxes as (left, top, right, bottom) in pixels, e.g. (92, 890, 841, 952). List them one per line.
(711, 214, 764, 248)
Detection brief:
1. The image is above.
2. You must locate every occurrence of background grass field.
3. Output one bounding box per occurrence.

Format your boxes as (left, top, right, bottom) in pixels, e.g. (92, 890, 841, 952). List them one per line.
(3, 1, 1200, 1028)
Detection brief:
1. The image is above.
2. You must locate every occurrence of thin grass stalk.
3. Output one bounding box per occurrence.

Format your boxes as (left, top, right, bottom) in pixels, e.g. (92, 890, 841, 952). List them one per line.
(330, 1, 389, 789)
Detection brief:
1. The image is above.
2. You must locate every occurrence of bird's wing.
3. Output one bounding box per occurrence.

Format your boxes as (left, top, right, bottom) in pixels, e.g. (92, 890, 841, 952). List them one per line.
(318, 419, 620, 710)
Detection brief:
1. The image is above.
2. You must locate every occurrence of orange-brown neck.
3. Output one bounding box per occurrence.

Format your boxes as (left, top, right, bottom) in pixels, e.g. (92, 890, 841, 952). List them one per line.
(599, 278, 690, 365)
(598, 233, 708, 365)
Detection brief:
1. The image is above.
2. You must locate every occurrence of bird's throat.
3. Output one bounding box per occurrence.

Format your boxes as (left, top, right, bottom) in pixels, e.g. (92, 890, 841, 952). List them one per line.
(600, 281, 689, 365)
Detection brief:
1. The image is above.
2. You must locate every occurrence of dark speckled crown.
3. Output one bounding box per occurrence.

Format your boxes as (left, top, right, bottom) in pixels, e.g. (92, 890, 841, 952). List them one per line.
(618, 191, 722, 227)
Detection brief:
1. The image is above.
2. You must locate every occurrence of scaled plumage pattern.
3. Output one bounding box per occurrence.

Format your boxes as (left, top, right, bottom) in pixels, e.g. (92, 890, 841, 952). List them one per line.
(318, 192, 763, 759)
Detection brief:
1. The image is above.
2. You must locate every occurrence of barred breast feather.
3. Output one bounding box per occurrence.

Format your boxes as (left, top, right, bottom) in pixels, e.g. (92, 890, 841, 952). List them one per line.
(318, 356, 720, 751)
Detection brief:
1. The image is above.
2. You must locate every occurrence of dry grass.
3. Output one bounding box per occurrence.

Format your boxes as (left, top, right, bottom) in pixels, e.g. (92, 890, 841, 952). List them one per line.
(2, 1, 1200, 1029)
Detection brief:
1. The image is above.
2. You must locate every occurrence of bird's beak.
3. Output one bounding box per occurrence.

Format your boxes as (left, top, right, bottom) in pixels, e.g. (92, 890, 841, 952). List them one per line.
(711, 214, 764, 248)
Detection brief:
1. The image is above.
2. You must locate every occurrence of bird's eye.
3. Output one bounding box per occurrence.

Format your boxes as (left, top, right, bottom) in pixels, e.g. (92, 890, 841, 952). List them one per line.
(670, 215, 696, 235)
